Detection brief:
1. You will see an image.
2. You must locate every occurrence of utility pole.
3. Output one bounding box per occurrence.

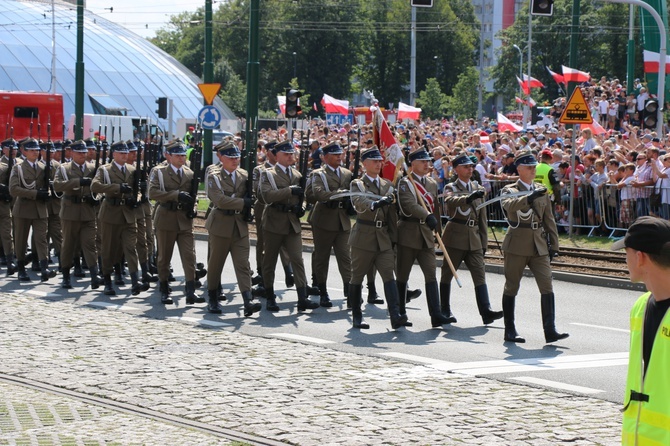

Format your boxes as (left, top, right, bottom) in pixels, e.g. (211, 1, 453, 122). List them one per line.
(74, 0, 84, 140)
(244, 0, 260, 173)
(409, 6, 417, 105)
(203, 0, 213, 166)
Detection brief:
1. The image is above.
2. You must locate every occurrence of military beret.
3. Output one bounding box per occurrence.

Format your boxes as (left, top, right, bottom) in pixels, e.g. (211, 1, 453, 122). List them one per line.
(322, 142, 343, 155)
(215, 140, 240, 158)
(408, 148, 431, 163)
(361, 146, 383, 161)
(514, 149, 538, 167)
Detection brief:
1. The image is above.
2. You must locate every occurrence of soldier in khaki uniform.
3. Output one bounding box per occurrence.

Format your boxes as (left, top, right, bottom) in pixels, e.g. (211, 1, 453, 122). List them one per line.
(53, 140, 103, 289)
(440, 153, 503, 325)
(0, 138, 18, 275)
(396, 147, 451, 328)
(204, 140, 261, 316)
(500, 150, 569, 344)
(91, 140, 148, 296)
(258, 140, 319, 312)
(348, 146, 407, 329)
(9, 138, 56, 281)
(148, 140, 204, 305)
(39, 141, 62, 267)
(307, 142, 356, 307)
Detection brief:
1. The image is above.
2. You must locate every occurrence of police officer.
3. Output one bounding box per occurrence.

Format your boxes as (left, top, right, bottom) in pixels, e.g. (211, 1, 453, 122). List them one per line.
(148, 140, 204, 305)
(91, 140, 147, 296)
(9, 138, 56, 281)
(258, 140, 319, 312)
(53, 140, 103, 289)
(500, 149, 568, 344)
(348, 146, 407, 329)
(396, 147, 451, 328)
(204, 140, 261, 316)
(0, 138, 18, 275)
(308, 141, 355, 307)
(440, 153, 502, 325)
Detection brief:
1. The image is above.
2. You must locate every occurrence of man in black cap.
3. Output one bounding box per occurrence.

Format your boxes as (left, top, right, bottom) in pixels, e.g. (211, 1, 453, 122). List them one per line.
(308, 141, 356, 308)
(440, 152, 503, 326)
(91, 140, 147, 296)
(53, 140, 103, 289)
(258, 140, 320, 312)
(148, 139, 204, 306)
(39, 141, 63, 270)
(0, 138, 18, 275)
(204, 140, 261, 316)
(396, 147, 451, 328)
(499, 149, 568, 344)
(9, 138, 56, 281)
(612, 216, 670, 444)
(348, 146, 407, 329)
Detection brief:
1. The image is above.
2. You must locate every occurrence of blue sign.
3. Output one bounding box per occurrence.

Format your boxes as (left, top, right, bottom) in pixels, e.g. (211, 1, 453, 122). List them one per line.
(326, 113, 353, 126)
(198, 105, 222, 130)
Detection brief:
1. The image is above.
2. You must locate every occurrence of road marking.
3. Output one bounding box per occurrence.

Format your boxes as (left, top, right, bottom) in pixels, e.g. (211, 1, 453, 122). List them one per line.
(570, 322, 630, 333)
(510, 376, 604, 394)
(87, 302, 139, 311)
(269, 333, 335, 345)
(381, 352, 456, 367)
(23, 289, 57, 298)
(166, 316, 230, 327)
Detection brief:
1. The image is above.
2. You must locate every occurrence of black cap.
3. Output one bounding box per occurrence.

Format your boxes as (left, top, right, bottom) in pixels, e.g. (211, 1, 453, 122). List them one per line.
(274, 140, 295, 154)
(70, 140, 88, 153)
(452, 153, 474, 167)
(1, 138, 17, 149)
(611, 216, 670, 255)
(111, 141, 129, 153)
(408, 148, 431, 162)
(215, 140, 241, 158)
(514, 149, 538, 167)
(165, 140, 186, 155)
(21, 138, 40, 150)
(322, 142, 343, 155)
(361, 146, 383, 161)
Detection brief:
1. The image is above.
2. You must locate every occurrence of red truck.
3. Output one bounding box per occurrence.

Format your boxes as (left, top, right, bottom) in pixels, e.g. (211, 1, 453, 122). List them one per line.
(0, 91, 65, 141)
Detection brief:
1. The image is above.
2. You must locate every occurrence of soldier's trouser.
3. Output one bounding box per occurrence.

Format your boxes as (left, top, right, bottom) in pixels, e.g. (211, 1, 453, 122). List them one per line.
(0, 202, 14, 256)
(156, 228, 196, 282)
(94, 207, 102, 258)
(144, 214, 154, 260)
(256, 215, 291, 274)
(311, 227, 351, 285)
(503, 252, 553, 296)
(136, 216, 148, 264)
(47, 212, 62, 254)
(262, 229, 306, 289)
(350, 246, 395, 286)
(100, 221, 139, 275)
(14, 216, 48, 261)
(440, 246, 486, 287)
(396, 244, 436, 283)
(207, 227, 251, 292)
(61, 219, 97, 270)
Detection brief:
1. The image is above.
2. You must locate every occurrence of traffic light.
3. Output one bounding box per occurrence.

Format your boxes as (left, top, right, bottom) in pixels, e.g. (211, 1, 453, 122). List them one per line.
(531, 106, 541, 125)
(531, 0, 554, 16)
(644, 98, 659, 129)
(156, 97, 168, 119)
(285, 88, 302, 118)
(410, 0, 433, 6)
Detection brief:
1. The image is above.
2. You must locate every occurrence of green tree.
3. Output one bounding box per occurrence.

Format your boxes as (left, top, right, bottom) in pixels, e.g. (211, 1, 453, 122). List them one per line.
(447, 67, 480, 119)
(416, 78, 448, 119)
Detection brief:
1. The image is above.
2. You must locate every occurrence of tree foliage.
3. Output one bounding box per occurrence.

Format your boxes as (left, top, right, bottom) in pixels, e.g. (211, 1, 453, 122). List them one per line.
(416, 78, 448, 119)
(447, 67, 481, 120)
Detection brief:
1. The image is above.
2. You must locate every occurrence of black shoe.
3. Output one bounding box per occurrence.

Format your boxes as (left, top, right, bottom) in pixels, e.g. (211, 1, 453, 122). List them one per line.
(349, 284, 370, 329)
(103, 275, 116, 296)
(141, 262, 158, 283)
(406, 288, 422, 303)
(17, 261, 30, 282)
(266, 291, 280, 312)
(252, 274, 263, 286)
(252, 284, 265, 298)
(439, 282, 457, 324)
(159, 281, 173, 304)
(317, 284, 332, 308)
(168, 273, 176, 282)
(285, 273, 295, 288)
(61, 269, 72, 289)
(541, 293, 569, 343)
(475, 284, 503, 325)
(40, 259, 57, 282)
(114, 263, 125, 285)
(207, 289, 222, 314)
(242, 290, 261, 317)
(195, 266, 207, 279)
(503, 294, 525, 343)
(307, 284, 320, 296)
(89, 266, 103, 290)
(366, 282, 384, 304)
(6, 256, 16, 276)
(297, 287, 319, 311)
(129, 271, 148, 295)
(31, 260, 40, 272)
(384, 280, 409, 329)
(73, 261, 85, 278)
(185, 280, 205, 304)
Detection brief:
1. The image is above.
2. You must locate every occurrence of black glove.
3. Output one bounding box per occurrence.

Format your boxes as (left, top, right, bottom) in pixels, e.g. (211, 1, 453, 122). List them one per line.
(119, 183, 132, 194)
(549, 250, 558, 261)
(178, 191, 194, 205)
(482, 248, 487, 258)
(344, 197, 357, 216)
(243, 197, 254, 208)
(125, 196, 138, 208)
(294, 205, 305, 218)
(527, 187, 547, 204)
(36, 190, 50, 202)
(371, 195, 393, 210)
(466, 189, 485, 204)
(425, 214, 438, 230)
(290, 185, 303, 196)
(0, 184, 8, 194)
(79, 177, 92, 187)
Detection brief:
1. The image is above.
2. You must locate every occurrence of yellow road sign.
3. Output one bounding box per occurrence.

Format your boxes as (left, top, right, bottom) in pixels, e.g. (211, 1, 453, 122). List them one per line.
(559, 87, 593, 124)
(198, 83, 221, 105)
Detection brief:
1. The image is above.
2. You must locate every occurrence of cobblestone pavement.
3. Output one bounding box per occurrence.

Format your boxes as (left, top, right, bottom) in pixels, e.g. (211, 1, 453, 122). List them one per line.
(0, 292, 622, 445)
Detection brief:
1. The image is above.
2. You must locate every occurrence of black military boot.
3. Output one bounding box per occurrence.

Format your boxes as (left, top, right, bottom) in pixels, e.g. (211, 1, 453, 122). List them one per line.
(251, 283, 265, 298)
(349, 284, 369, 329)
(73, 256, 85, 278)
(113, 263, 125, 285)
(406, 288, 422, 303)
(424, 281, 450, 327)
(383, 280, 409, 329)
(317, 284, 332, 308)
(307, 283, 320, 296)
(130, 271, 149, 295)
(185, 280, 205, 304)
(252, 273, 263, 286)
(541, 293, 570, 343)
(141, 262, 158, 284)
(195, 263, 207, 280)
(503, 294, 525, 343)
(284, 265, 294, 288)
(159, 281, 173, 304)
(366, 282, 384, 304)
(265, 287, 279, 312)
(89, 266, 103, 289)
(103, 274, 116, 296)
(17, 260, 31, 282)
(297, 286, 319, 311)
(344, 283, 351, 309)
(207, 288, 222, 314)
(40, 259, 57, 282)
(439, 281, 457, 324)
(31, 255, 40, 272)
(242, 290, 262, 317)
(5, 254, 16, 276)
(475, 284, 503, 325)
(217, 284, 227, 301)
(395, 281, 413, 327)
(61, 268, 72, 289)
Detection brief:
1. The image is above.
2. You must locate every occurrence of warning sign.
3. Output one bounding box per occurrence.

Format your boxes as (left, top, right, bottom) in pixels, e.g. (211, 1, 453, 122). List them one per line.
(559, 87, 593, 124)
(198, 83, 221, 105)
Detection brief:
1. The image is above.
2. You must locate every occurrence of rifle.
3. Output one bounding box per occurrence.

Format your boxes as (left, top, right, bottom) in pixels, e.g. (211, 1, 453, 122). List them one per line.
(43, 122, 52, 197)
(345, 130, 351, 170)
(186, 127, 203, 219)
(297, 142, 309, 215)
(101, 125, 108, 166)
(351, 128, 361, 179)
(108, 123, 115, 163)
(131, 140, 142, 208)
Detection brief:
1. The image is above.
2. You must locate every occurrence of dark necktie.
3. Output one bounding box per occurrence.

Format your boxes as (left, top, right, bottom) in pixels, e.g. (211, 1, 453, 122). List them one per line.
(177, 169, 182, 181)
(121, 166, 125, 176)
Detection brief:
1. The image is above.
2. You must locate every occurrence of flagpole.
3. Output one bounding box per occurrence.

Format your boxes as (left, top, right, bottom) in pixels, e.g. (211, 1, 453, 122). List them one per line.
(524, 8, 532, 130)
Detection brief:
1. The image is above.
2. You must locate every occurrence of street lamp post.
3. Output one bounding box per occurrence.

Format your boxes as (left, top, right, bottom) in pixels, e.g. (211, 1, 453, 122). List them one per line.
(434, 55, 438, 79)
(292, 52, 297, 79)
(513, 44, 523, 96)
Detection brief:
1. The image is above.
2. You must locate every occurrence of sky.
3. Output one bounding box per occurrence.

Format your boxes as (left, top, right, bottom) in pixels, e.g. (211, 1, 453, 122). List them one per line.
(84, 0, 199, 39)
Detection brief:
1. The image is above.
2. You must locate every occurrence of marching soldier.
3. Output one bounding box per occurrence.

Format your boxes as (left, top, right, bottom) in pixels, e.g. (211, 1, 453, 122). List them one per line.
(40, 141, 62, 267)
(148, 140, 205, 305)
(0, 138, 18, 275)
(9, 138, 57, 281)
(258, 140, 319, 312)
(204, 140, 261, 316)
(91, 140, 148, 296)
(500, 150, 569, 344)
(53, 140, 103, 289)
(308, 142, 356, 307)
(440, 153, 503, 325)
(396, 147, 451, 328)
(348, 146, 407, 329)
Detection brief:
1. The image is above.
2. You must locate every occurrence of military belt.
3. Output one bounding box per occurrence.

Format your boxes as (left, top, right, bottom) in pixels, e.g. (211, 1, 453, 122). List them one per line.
(400, 216, 425, 224)
(509, 220, 540, 230)
(105, 197, 128, 206)
(449, 217, 477, 228)
(160, 201, 185, 211)
(270, 203, 299, 213)
(65, 195, 93, 204)
(357, 219, 386, 228)
(216, 208, 241, 216)
(323, 200, 345, 209)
